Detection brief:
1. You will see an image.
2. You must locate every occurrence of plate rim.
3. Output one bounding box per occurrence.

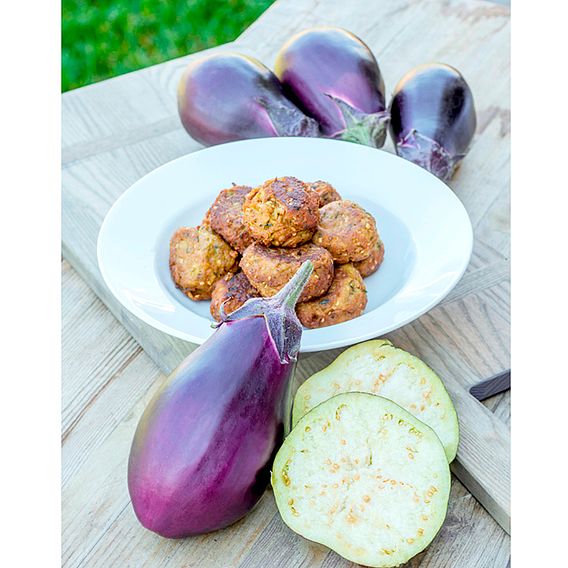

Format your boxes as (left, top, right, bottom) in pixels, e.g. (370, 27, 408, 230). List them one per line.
(97, 137, 473, 352)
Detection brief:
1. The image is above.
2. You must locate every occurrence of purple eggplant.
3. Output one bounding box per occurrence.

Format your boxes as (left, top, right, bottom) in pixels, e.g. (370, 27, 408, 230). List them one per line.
(128, 261, 314, 538)
(177, 53, 319, 146)
(274, 27, 389, 147)
(389, 63, 477, 182)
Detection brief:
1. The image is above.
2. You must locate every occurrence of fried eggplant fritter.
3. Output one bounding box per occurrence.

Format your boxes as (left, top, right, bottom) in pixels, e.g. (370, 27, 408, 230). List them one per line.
(308, 180, 342, 207)
(169, 224, 238, 300)
(243, 176, 320, 247)
(206, 185, 254, 253)
(353, 240, 385, 277)
(296, 263, 367, 329)
(209, 271, 259, 321)
(240, 242, 334, 302)
(313, 200, 378, 263)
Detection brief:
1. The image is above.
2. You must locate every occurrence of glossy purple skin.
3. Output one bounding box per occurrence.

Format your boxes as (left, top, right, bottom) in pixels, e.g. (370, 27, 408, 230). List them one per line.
(389, 63, 477, 181)
(128, 316, 292, 537)
(274, 27, 388, 146)
(177, 52, 319, 146)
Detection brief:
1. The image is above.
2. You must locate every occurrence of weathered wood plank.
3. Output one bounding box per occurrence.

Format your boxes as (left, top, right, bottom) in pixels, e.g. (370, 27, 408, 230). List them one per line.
(62, 0, 510, 563)
(61, 261, 163, 491)
(62, 258, 509, 567)
(62, 368, 509, 568)
(62, 131, 509, 379)
(61, 0, 510, 376)
(62, 261, 143, 439)
(62, 131, 200, 374)
(484, 389, 510, 426)
(293, 319, 511, 534)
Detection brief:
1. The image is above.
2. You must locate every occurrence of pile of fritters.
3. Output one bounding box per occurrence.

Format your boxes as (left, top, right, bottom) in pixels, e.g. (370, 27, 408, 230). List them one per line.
(169, 176, 385, 329)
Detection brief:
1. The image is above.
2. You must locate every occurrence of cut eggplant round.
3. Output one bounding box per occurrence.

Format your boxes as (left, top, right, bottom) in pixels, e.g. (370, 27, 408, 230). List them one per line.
(292, 340, 459, 462)
(273, 393, 450, 567)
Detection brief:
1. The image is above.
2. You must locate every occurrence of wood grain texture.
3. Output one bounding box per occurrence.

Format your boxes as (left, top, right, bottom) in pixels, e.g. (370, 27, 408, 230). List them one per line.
(62, 0, 510, 564)
(62, 260, 509, 568)
(61, 0, 510, 379)
(292, 311, 511, 534)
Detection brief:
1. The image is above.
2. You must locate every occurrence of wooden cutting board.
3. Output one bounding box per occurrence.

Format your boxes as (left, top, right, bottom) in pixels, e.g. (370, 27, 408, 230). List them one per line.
(62, 0, 510, 565)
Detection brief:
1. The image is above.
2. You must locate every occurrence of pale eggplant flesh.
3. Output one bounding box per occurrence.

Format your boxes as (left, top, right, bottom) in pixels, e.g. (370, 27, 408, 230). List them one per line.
(177, 52, 319, 146)
(275, 27, 389, 147)
(273, 393, 451, 567)
(128, 261, 314, 538)
(292, 339, 459, 462)
(389, 63, 477, 182)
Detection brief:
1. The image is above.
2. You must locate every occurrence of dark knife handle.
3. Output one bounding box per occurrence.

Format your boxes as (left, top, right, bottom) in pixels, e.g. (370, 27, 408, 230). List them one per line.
(469, 369, 511, 401)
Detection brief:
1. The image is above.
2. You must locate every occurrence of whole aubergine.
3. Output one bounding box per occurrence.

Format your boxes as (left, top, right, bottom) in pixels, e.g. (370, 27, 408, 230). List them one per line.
(177, 52, 319, 146)
(274, 27, 389, 147)
(128, 261, 314, 538)
(389, 63, 477, 182)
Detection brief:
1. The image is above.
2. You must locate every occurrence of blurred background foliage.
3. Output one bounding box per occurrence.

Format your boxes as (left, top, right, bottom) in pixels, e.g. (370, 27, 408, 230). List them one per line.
(62, 0, 275, 92)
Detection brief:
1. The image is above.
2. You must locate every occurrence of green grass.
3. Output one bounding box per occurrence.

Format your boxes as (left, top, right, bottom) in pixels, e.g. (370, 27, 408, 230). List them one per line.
(62, 0, 275, 92)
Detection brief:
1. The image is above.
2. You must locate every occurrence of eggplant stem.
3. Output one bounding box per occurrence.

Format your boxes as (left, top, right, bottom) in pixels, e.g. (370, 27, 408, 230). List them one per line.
(215, 261, 314, 363)
(256, 97, 320, 138)
(277, 260, 314, 309)
(325, 94, 390, 148)
(396, 130, 465, 182)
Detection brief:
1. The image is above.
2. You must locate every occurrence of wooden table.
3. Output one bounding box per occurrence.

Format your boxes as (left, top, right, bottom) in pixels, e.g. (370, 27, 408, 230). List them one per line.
(62, 0, 510, 566)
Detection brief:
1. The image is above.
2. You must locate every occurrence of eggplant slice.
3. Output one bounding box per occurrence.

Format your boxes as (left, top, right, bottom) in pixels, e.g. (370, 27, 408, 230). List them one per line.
(273, 393, 450, 567)
(292, 340, 459, 462)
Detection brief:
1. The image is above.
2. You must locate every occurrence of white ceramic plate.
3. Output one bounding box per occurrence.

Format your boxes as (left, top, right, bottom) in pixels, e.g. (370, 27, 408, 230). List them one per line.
(97, 137, 472, 352)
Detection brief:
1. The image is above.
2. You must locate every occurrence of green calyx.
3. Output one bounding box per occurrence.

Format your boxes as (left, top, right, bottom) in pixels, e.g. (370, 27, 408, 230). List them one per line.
(327, 94, 390, 148)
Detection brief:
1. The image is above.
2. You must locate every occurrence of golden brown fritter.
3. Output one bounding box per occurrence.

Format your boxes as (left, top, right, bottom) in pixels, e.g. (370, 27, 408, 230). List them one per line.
(308, 180, 342, 207)
(353, 240, 385, 277)
(169, 224, 238, 300)
(313, 200, 378, 263)
(243, 176, 320, 247)
(205, 185, 254, 253)
(240, 242, 334, 302)
(209, 271, 259, 322)
(296, 264, 367, 329)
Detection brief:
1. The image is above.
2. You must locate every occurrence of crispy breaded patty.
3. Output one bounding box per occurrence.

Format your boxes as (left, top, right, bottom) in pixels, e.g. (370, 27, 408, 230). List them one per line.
(209, 271, 259, 322)
(313, 200, 378, 263)
(353, 239, 385, 277)
(308, 180, 342, 207)
(240, 242, 334, 302)
(296, 263, 367, 329)
(243, 176, 320, 247)
(169, 224, 238, 300)
(206, 185, 254, 253)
